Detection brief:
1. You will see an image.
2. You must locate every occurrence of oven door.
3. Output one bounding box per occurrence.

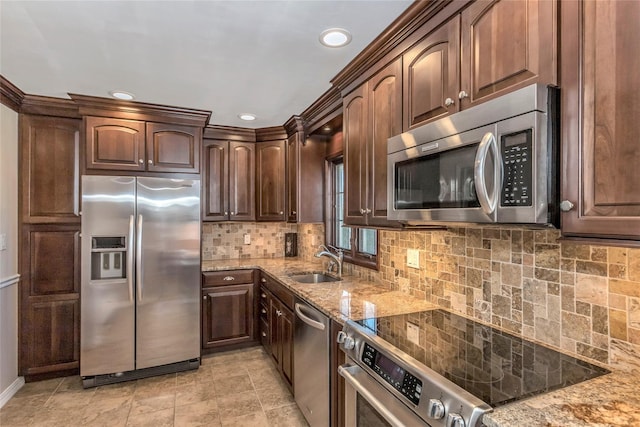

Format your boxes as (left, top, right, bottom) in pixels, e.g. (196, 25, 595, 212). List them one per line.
(339, 364, 429, 427)
(388, 124, 501, 225)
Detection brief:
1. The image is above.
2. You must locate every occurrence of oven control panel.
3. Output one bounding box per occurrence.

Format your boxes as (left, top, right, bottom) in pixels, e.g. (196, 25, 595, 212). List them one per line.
(361, 342, 422, 405)
(500, 129, 533, 207)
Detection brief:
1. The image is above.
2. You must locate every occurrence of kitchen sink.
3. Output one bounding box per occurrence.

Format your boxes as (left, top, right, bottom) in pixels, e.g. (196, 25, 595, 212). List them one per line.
(288, 271, 341, 283)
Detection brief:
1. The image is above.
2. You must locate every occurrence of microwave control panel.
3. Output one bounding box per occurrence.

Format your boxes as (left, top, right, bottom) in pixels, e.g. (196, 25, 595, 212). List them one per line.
(501, 129, 533, 206)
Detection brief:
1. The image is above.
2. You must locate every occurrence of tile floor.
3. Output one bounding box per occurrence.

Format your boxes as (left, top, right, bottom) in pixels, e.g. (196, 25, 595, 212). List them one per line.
(0, 347, 309, 427)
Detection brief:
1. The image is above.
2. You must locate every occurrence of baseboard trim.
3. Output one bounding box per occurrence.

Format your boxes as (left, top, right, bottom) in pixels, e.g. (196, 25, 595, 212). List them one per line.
(0, 376, 24, 408)
(0, 274, 20, 290)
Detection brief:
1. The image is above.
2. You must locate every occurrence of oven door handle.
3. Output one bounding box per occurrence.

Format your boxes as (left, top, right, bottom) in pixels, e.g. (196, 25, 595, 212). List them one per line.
(474, 132, 502, 216)
(339, 364, 427, 426)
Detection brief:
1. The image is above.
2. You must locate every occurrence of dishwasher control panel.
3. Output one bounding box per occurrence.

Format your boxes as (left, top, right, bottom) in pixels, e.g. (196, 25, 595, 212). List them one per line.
(361, 342, 422, 405)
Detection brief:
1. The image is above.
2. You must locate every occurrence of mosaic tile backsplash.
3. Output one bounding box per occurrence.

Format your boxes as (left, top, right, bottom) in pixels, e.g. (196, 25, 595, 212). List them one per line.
(209, 222, 640, 368)
(202, 222, 298, 260)
(299, 224, 640, 368)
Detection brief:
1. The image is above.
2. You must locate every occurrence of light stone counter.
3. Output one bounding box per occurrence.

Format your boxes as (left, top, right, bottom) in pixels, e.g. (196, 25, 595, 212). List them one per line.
(202, 257, 640, 427)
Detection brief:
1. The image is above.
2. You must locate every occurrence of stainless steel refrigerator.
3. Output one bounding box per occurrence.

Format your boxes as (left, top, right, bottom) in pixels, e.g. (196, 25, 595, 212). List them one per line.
(80, 175, 201, 387)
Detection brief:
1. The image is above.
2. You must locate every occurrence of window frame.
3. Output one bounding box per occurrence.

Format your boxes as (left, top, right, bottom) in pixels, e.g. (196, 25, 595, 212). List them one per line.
(325, 155, 379, 270)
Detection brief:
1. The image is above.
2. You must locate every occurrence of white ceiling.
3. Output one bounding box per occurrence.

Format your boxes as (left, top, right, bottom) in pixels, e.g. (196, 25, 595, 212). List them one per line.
(0, 0, 412, 128)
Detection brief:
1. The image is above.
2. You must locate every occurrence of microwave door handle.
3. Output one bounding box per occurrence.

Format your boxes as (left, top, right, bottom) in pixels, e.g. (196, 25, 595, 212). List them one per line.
(474, 132, 500, 215)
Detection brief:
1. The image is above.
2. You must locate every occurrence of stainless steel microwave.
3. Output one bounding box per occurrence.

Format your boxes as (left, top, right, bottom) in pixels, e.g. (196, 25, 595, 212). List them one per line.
(387, 84, 559, 226)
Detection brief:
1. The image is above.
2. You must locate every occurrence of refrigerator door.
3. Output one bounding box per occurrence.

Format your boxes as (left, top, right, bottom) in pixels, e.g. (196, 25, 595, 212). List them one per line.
(81, 176, 136, 376)
(135, 177, 201, 369)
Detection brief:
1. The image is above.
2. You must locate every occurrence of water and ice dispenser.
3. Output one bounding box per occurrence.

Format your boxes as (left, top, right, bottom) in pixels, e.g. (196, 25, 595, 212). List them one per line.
(91, 237, 127, 280)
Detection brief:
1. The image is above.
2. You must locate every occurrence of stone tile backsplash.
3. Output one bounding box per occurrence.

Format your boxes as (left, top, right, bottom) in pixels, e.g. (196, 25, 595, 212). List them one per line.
(299, 223, 640, 368)
(202, 222, 298, 260)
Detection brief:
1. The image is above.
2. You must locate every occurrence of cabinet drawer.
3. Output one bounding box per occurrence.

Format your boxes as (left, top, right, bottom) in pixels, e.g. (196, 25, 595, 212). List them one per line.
(260, 274, 294, 309)
(203, 270, 254, 286)
(260, 318, 270, 348)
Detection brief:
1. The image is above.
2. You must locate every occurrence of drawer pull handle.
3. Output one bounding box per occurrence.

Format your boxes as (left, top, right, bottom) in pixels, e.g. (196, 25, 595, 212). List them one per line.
(261, 278, 267, 283)
(261, 308, 267, 314)
(261, 293, 267, 298)
(223, 276, 235, 281)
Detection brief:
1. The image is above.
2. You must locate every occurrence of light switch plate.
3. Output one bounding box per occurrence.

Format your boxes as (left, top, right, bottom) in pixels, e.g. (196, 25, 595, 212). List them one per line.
(407, 322, 420, 345)
(243, 233, 251, 245)
(0, 233, 6, 251)
(407, 248, 419, 269)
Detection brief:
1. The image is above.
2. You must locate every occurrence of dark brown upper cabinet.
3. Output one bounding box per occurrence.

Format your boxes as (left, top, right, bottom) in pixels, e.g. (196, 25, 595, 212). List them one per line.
(344, 58, 402, 227)
(285, 125, 326, 224)
(20, 115, 81, 223)
(404, 0, 557, 130)
(202, 139, 255, 221)
(85, 116, 201, 173)
(560, 0, 640, 242)
(256, 140, 286, 221)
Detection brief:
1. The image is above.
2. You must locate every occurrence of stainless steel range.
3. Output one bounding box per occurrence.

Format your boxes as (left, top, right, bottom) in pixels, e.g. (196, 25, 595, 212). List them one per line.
(337, 309, 609, 427)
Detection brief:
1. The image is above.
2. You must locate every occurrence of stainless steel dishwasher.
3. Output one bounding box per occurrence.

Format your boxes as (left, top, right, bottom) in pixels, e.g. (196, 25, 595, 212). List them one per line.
(294, 298, 330, 427)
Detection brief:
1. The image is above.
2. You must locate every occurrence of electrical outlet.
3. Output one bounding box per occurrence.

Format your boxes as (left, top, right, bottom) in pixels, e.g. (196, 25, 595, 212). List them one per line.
(407, 248, 420, 268)
(0, 233, 6, 251)
(407, 322, 420, 345)
(243, 233, 251, 245)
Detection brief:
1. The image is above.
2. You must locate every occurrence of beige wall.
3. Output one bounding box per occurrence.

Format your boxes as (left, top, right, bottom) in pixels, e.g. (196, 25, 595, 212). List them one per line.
(0, 103, 20, 399)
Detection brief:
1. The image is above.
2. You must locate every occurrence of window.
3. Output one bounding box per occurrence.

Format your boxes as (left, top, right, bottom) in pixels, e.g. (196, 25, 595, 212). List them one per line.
(327, 157, 378, 269)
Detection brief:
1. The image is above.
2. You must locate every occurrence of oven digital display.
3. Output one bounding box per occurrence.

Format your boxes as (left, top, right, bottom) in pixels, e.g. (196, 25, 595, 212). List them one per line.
(361, 343, 422, 405)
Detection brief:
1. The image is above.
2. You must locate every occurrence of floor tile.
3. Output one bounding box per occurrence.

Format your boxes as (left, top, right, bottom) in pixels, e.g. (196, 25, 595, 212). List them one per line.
(13, 378, 62, 398)
(175, 382, 216, 407)
(219, 411, 270, 427)
(126, 407, 174, 427)
(256, 383, 295, 410)
(80, 405, 130, 427)
(130, 393, 175, 417)
(213, 372, 254, 396)
(216, 390, 262, 420)
(94, 381, 137, 399)
(174, 399, 221, 427)
(44, 388, 96, 410)
(265, 403, 310, 427)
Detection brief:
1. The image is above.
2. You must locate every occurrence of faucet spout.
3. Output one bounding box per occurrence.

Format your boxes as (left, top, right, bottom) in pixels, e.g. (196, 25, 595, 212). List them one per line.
(314, 245, 343, 277)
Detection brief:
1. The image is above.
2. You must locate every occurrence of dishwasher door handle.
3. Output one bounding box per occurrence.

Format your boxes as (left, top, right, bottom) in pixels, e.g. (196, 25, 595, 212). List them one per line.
(295, 303, 326, 331)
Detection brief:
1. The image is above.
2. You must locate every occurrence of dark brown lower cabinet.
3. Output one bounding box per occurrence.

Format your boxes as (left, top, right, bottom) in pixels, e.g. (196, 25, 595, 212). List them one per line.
(331, 320, 346, 427)
(201, 270, 257, 352)
(19, 224, 80, 381)
(260, 274, 295, 391)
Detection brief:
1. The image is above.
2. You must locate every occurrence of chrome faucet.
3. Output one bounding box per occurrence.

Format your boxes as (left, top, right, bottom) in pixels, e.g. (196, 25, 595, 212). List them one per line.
(314, 244, 343, 277)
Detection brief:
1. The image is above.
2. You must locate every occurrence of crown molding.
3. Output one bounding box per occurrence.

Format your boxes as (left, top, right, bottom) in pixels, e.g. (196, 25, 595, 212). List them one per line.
(203, 125, 256, 142)
(255, 126, 287, 142)
(300, 85, 342, 135)
(0, 75, 25, 112)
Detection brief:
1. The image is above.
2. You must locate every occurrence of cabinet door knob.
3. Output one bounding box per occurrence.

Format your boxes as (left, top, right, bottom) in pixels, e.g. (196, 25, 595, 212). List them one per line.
(139, 159, 144, 164)
(560, 200, 575, 212)
(148, 159, 153, 165)
(279, 211, 283, 215)
(261, 293, 267, 298)
(444, 97, 455, 107)
(203, 295, 207, 300)
(262, 331, 267, 337)
(359, 208, 365, 215)
(230, 212, 235, 215)
(365, 208, 371, 214)
(458, 90, 469, 100)
(224, 211, 228, 215)
(292, 211, 296, 215)
(261, 308, 267, 314)
(276, 309, 282, 317)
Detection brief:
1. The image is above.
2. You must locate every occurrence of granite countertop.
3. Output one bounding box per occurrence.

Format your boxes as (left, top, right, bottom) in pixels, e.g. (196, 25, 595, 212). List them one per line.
(202, 257, 640, 427)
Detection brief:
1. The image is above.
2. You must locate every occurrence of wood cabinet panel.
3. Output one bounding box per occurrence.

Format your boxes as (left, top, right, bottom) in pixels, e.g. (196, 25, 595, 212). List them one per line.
(368, 59, 403, 227)
(202, 283, 254, 348)
(85, 116, 146, 171)
(403, 16, 460, 129)
(146, 122, 200, 173)
(20, 115, 81, 223)
(279, 303, 294, 387)
(286, 134, 298, 222)
(24, 297, 79, 375)
(343, 86, 368, 226)
(560, 0, 640, 240)
(460, 0, 556, 107)
(29, 229, 79, 295)
(256, 140, 286, 221)
(229, 142, 255, 221)
(202, 140, 229, 220)
(286, 132, 326, 223)
(203, 269, 254, 286)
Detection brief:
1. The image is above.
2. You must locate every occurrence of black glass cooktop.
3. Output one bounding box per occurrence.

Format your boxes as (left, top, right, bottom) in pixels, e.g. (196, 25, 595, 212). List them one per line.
(355, 309, 609, 407)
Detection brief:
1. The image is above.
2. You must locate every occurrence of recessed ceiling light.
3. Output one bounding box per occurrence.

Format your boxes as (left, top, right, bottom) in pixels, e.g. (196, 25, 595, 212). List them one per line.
(319, 28, 352, 48)
(238, 113, 256, 121)
(109, 90, 135, 100)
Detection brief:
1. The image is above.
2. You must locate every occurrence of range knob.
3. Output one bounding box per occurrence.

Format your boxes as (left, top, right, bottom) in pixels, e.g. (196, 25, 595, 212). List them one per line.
(427, 399, 445, 420)
(336, 330, 348, 344)
(446, 413, 466, 427)
(336, 331, 356, 350)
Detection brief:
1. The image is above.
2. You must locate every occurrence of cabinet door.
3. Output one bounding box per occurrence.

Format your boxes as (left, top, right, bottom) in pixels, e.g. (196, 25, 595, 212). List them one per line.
(269, 297, 282, 365)
(85, 117, 146, 171)
(256, 140, 286, 221)
(202, 283, 254, 349)
(146, 122, 201, 173)
(460, 0, 557, 108)
(202, 140, 229, 221)
(403, 16, 460, 130)
(279, 303, 294, 388)
(229, 141, 255, 221)
(343, 85, 368, 226)
(560, 0, 640, 239)
(20, 115, 81, 223)
(367, 58, 403, 227)
(20, 225, 80, 379)
(286, 134, 299, 222)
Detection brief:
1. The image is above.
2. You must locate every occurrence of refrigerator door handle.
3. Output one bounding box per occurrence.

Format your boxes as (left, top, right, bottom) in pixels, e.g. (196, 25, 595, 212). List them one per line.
(136, 214, 143, 302)
(127, 215, 135, 302)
